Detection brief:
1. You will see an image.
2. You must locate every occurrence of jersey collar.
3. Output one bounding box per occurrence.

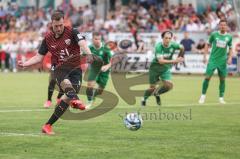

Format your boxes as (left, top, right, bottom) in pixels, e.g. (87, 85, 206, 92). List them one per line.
(218, 31, 227, 35)
(161, 42, 170, 48)
(93, 42, 103, 50)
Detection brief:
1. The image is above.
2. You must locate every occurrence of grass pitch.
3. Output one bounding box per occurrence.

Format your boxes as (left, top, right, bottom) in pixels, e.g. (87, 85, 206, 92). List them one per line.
(0, 73, 239, 159)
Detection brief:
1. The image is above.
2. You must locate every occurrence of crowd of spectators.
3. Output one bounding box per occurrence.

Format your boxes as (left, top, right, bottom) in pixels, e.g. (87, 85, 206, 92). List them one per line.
(0, 0, 237, 34)
(0, 0, 238, 72)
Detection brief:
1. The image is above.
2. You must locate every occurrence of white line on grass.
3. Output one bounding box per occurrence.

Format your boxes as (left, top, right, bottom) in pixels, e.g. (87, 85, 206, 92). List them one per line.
(0, 109, 50, 113)
(0, 102, 239, 113)
(162, 102, 240, 107)
(0, 132, 42, 137)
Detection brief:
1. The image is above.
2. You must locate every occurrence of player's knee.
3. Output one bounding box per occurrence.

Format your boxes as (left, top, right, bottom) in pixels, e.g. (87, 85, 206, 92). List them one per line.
(149, 86, 156, 92)
(219, 77, 225, 81)
(167, 83, 173, 90)
(165, 82, 173, 90)
(87, 81, 95, 88)
(205, 77, 211, 81)
(60, 79, 72, 90)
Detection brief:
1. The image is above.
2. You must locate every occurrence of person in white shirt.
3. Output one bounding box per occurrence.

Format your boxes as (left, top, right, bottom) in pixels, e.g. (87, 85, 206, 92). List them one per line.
(8, 39, 19, 72)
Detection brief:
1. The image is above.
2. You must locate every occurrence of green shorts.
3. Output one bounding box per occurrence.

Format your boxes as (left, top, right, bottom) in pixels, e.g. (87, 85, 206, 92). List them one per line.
(88, 66, 110, 88)
(205, 63, 227, 77)
(149, 68, 172, 85)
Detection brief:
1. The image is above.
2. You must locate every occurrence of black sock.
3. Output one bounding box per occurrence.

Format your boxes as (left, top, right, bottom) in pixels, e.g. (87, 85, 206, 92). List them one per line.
(46, 100, 69, 125)
(47, 89, 54, 101)
(47, 80, 56, 101)
(57, 92, 64, 99)
(86, 87, 94, 101)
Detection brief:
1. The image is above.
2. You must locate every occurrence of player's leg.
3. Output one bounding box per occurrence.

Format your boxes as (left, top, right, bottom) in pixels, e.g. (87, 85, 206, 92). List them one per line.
(44, 77, 56, 108)
(217, 65, 227, 104)
(56, 91, 64, 104)
(199, 64, 215, 104)
(141, 69, 159, 106)
(94, 72, 109, 97)
(86, 80, 96, 108)
(86, 67, 100, 106)
(154, 70, 173, 105)
(42, 68, 85, 135)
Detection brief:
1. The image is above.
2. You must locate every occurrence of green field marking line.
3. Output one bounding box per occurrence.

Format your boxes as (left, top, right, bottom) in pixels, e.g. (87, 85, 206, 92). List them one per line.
(0, 102, 239, 113)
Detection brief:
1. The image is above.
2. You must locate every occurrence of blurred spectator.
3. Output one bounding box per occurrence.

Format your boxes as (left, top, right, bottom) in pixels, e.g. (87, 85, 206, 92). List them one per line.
(186, 19, 199, 32)
(8, 38, 19, 72)
(0, 1, 237, 34)
(110, 0, 116, 11)
(180, 32, 195, 53)
(195, 39, 206, 54)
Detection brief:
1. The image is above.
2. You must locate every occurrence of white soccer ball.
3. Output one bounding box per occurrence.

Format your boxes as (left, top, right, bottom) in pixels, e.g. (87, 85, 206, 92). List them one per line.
(124, 112, 143, 131)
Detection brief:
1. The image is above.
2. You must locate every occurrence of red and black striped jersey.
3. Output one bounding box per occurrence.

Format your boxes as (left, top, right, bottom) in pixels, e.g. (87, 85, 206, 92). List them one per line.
(38, 26, 85, 68)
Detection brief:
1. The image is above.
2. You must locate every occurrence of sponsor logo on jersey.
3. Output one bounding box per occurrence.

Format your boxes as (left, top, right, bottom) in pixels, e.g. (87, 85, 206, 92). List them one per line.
(65, 39, 71, 45)
(216, 39, 227, 48)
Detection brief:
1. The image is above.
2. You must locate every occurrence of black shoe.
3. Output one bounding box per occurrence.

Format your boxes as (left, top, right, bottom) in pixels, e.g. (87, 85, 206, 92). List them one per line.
(155, 95, 161, 106)
(141, 100, 146, 106)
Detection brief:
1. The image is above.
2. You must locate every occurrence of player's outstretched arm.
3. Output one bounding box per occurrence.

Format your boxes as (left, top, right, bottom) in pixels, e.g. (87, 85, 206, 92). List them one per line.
(18, 53, 44, 68)
(158, 57, 184, 65)
(101, 63, 111, 72)
(203, 43, 209, 64)
(178, 45, 185, 57)
(78, 40, 92, 55)
(227, 48, 233, 65)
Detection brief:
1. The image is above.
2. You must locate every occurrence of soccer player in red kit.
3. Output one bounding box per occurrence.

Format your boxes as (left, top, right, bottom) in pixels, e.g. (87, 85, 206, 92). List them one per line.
(18, 10, 92, 135)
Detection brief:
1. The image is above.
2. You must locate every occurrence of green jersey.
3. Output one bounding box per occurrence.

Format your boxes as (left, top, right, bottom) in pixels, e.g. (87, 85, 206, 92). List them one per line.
(151, 42, 182, 72)
(89, 43, 112, 66)
(208, 31, 232, 64)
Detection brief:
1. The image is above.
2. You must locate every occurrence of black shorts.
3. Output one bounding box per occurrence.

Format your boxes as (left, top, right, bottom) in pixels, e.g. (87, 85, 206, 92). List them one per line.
(53, 66, 82, 93)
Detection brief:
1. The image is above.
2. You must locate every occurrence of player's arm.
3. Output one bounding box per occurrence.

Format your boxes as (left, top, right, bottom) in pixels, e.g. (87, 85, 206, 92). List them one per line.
(203, 42, 209, 64)
(227, 36, 233, 65)
(157, 43, 184, 64)
(79, 40, 92, 55)
(177, 44, 185, 57)
(157, 50, 183, 65)
(203, 33, 214, 64)
(101, 62, 111, 72)
(18, 39, 47, 67)
(101, 49, 113, 72)
(72, 28, 92, 55)
(158, 57, 184, 64)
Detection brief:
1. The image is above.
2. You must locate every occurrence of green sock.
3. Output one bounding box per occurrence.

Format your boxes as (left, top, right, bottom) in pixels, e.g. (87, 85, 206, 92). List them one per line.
(202, 79, 209, 94)
(143, 89, 153, 101)
(219, 80, 225, 97)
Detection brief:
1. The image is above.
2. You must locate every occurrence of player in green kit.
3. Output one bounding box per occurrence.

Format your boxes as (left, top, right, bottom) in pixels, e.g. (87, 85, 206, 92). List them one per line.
(199, 19, 233, 104)
(141, 31, 184, 106)
(86, 32, 112, 108)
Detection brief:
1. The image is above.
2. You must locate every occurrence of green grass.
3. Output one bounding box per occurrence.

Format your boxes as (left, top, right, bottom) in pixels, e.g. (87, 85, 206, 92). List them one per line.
(0, 73, 239, 159)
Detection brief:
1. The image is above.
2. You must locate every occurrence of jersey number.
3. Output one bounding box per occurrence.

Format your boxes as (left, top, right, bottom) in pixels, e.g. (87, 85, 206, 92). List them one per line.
(59, 48, 70, 61)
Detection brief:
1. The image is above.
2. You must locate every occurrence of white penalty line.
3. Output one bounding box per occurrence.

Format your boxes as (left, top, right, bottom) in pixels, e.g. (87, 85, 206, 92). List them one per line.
(117, 102, 240, 108)
(0, 132, 42, 137)
(0, 102, 239, 113)
(0, 109, 50, 113)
